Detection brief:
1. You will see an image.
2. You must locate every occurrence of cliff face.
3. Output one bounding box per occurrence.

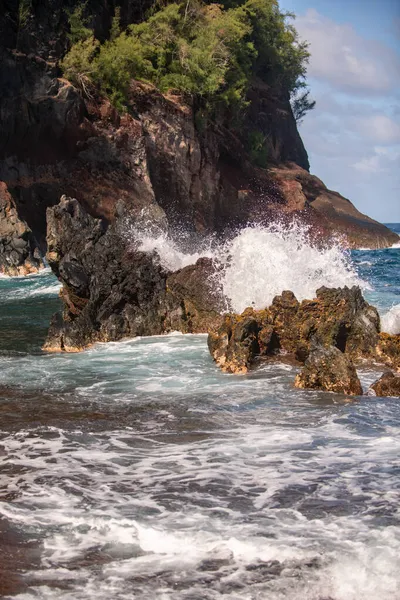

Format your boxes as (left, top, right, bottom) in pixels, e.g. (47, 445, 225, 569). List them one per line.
(0, 0, 397, 274)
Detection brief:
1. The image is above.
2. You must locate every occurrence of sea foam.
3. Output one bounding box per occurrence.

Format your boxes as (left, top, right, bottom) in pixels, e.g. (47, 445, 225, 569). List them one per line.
(381, 304, 400, 334)
(134, 221, 366, 313)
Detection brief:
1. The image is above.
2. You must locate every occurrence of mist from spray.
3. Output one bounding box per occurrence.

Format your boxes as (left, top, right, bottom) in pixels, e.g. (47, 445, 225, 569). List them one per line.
(132, 220, 366, 313)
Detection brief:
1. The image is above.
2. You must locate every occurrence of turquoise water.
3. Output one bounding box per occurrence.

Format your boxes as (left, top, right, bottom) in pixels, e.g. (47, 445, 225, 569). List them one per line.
(0, 236, 399, 600)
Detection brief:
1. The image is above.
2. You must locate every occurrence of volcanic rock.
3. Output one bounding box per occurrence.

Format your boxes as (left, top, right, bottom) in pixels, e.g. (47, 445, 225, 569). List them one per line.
(208, 287, 381, 374)
(294, 344, 362, 396)
(43, 196, 224, 352)
(0, 2, 398, 253)
(0, 181, 43, 276)
(370, 371, 400, 397)
(375, 333, 400, 372)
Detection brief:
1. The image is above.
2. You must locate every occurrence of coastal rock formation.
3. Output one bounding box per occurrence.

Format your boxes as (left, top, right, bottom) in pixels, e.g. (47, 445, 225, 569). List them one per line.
(271, 165, 398, 249)
(0, 2, 398, 265)
(208, 287, 380, 374)
(370, 371, 400, 397)
(376, 333, 400, 372)
(294, 344, 362, 396)
(0, 181, 43, 276)
(44, 196, 223, 352)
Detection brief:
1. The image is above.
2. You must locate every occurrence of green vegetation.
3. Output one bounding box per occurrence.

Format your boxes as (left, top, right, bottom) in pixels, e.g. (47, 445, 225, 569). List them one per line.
(62, 0, 314, 118)
(291, 89, 316, 123)
(247, 130, 268, 167)
(17, 0, 33, 49)
(65, 3, 92, 44)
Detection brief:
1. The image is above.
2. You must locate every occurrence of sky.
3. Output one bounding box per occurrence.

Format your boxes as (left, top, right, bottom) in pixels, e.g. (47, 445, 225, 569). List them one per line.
(280, 0, 400, 222)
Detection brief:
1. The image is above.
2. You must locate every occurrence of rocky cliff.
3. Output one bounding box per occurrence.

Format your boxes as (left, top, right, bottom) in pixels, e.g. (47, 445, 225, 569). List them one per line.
(44, 196, 224, 351)
(0, 0, 398, 276)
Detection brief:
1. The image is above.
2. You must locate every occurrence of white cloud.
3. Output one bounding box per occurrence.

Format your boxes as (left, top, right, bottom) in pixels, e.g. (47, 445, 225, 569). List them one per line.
(353, 155, 383, 173)
(296, 9, 400, 95)
(359, 115, 400, 144)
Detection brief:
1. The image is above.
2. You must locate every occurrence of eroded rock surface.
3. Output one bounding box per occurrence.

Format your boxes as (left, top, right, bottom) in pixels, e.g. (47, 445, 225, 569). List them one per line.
(44, 196, 223, 352)
(208, 287, 380, 374)
(376, 333, 400, 372)
(0, 181, 43, 276)
(370, 371, 400, 397)
(1, 0, 398, 254)
(294, 344, 362, 396)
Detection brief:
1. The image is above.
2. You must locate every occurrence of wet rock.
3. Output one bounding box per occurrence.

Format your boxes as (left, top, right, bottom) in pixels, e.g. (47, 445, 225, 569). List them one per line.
(208, 314, 262, 374)
(208, 286, 381, 374)
(370, 371, 400, 397)
(44, 196, 224, 352)
(0, 181, 43, 276)
(165, 258, 225, 334)
(375, 333, 400, 372)
(294, 344, 362, 396)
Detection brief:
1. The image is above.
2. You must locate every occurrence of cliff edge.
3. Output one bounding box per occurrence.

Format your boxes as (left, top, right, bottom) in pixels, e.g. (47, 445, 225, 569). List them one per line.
(0, 0, 397, 275)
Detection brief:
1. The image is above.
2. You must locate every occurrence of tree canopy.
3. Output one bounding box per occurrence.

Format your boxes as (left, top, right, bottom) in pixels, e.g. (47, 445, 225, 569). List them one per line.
(62, 0, 314, 118)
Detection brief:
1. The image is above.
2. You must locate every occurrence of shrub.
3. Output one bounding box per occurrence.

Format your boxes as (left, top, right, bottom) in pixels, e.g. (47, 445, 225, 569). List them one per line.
(61, 0, 313, 117)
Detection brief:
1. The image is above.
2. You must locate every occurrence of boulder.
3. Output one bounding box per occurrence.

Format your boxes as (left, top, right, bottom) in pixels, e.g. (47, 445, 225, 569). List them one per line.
(294, 344, 362, 396)
(0, 181, 43, 276)
(43, 196, 224, 352)
(370, 371, 400, 397)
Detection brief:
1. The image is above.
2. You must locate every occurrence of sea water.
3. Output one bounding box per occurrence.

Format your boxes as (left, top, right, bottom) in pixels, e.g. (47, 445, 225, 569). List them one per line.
(0, 224, 399, 599)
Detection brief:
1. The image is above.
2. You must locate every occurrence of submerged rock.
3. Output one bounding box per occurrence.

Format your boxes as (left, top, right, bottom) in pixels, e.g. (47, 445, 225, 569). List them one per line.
(0, 182, 43, 276)
(43, 196, 223, 352)
(208, 286, 381, 374)
(294, 344, 362, 396)
(370, 371, 400, 397)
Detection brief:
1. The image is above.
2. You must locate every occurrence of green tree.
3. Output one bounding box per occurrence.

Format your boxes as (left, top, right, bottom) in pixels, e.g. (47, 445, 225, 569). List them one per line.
(61, 0, 313, 117)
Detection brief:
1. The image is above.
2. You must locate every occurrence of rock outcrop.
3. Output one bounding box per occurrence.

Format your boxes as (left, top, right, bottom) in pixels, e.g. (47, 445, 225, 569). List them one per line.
(0, 2, 398, 267)
(208, 287, 380, 374)
(0, 181, 43, 275)
(43, 196, 223, 352)
(370, 371, 400, 397)
(376, 333, 400, 372)
(294, 344, 363, 396)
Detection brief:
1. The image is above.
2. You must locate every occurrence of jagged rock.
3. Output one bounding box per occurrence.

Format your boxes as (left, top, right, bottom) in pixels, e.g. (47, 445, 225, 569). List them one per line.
(375, 333, 400, 372)
(0, 181, 43, 275)
(43, 196, 224, 352)
(208, 287, 381, 374)
(165, 258, 225, 334)
(1, 4, 397, 252)
(370, 371, 400, 397)
(294, 344, 362, 396)
(208, 314, 262, 374)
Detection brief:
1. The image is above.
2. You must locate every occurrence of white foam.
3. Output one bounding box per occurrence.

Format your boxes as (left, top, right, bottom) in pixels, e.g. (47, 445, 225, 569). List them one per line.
(134, 221, 367, 313)
(136, 231, 215, 271)
(381, 304, 400, 334)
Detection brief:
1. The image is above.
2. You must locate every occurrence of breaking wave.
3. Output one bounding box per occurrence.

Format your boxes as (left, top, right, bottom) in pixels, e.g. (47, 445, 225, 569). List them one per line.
(135, 221, 366, 313)
(381, 304, 400, 334)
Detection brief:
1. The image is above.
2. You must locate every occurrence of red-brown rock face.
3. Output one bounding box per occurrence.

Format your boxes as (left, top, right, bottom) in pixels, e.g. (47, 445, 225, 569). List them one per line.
(0, 181, 43, 275)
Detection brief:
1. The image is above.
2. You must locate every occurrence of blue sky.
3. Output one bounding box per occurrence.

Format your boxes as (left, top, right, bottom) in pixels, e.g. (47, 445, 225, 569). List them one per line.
(280, 0, 400, 222)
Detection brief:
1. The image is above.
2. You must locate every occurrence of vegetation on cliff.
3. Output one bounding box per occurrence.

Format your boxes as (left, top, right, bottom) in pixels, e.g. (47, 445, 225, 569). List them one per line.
(61, 0, 313, 118)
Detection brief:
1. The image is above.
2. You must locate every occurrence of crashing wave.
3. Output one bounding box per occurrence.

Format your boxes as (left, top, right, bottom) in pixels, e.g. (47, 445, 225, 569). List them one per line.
(133, 221, 367, 313)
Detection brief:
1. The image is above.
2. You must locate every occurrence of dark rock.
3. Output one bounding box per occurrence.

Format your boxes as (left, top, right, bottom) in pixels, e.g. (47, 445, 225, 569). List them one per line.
(294, 344, 363, 396)
(0, 11, 397, 252)
(43, 196, 224, 352)
(370, 371, 400, 397)
(0, 181, 43, 275)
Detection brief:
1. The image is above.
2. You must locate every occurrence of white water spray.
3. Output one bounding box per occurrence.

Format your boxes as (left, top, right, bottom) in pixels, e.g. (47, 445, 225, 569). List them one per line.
(381, 304, 400, 334)
(134, 221, 366, 313)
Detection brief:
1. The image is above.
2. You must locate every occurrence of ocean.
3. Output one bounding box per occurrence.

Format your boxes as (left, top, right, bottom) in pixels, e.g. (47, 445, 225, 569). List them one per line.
(0, 223, 399, 600)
